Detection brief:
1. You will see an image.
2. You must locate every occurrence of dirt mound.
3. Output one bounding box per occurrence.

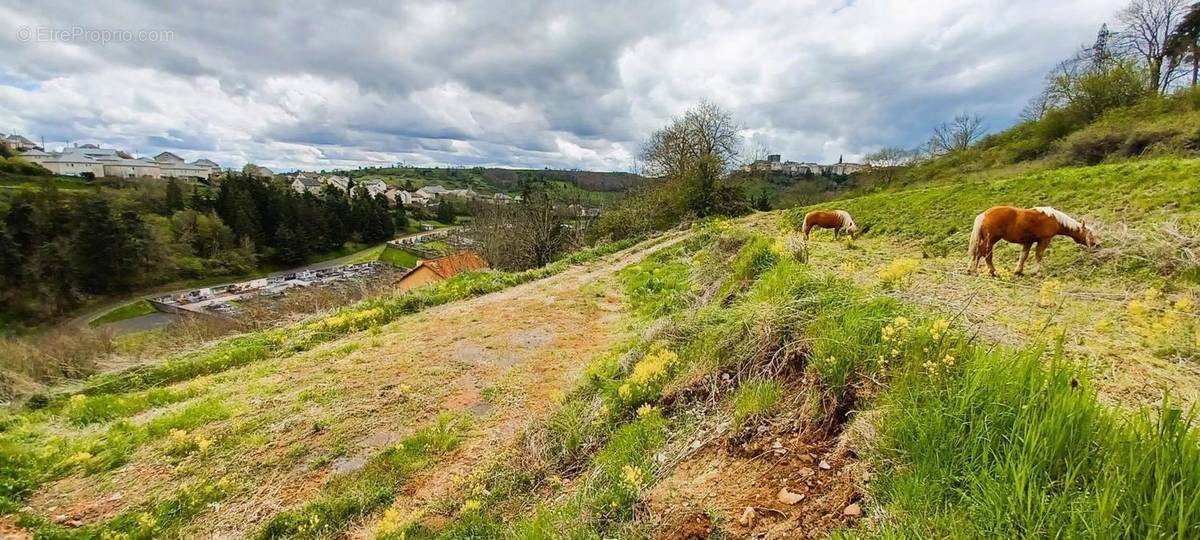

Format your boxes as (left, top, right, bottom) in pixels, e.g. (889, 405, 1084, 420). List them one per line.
(647, 411, 863, 539)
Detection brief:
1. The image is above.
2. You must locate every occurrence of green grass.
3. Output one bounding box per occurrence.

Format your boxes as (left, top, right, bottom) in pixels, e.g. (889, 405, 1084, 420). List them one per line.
(861, 346, 1200, 539)
(618, 249, 692, 320)
(731, 378, 783, 428)
(340, 243, 387, 265)
(790, 158, 1200, 273)
(379, 245, 420, 269)
(89, 300, 158, 327)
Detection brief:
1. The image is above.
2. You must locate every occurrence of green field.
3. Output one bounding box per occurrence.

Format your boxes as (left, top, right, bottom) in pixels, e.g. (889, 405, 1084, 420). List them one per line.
(379, 245, 420, 269)
(89, 300, 158, 327)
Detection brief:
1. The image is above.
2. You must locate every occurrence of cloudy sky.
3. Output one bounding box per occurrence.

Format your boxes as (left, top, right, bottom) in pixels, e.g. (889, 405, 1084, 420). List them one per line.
(0, 0, 1125, 172)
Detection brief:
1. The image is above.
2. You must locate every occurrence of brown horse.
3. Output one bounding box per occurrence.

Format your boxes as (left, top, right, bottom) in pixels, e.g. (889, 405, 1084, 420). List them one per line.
(802, 210, 858, 241)
(967, 206, 1099, 276)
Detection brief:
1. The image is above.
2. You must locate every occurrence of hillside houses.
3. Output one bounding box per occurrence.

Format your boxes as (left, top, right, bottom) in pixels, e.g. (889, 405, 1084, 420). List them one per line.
(20, 144, 222, 179)
(1, 134, 38, 151)
(743, 154, 866, 176)
(286, 176, 516, 207)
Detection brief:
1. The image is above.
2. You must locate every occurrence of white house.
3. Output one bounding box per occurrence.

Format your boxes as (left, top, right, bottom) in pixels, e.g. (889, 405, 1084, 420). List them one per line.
(191, 159, 221, 176)
(104, 158, 162, 179)
(20, 143, 220, 179)
(31, 152, 106, 177)
(416, 185, 449, 198)
(291, 176, 323, 195)
(2, 134, 38, 151)
(323, 175, 350, 191)
(363, 179, 388, 197)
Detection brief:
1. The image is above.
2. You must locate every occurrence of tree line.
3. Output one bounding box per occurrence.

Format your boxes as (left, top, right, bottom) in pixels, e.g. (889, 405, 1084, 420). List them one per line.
(0, 173, 411, 329)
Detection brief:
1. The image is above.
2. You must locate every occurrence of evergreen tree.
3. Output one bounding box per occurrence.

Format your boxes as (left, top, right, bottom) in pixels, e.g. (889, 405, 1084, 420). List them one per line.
(0, 223, 23, 289)
(393, 200, 410, 231)
(4, 200, 36, 252)
(70, 197, 129, 294)
(165, 178, 185, 213)
(436, 198, 455, 224)
(752, 190, 772, 211)
(33, 240, 74, 315)
(272, 223, 308, 265)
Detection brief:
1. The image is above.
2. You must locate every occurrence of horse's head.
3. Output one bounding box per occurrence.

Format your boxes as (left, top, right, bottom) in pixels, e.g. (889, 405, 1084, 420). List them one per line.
(846, 222, 859, 239)
(1075, 221, 1099, 248)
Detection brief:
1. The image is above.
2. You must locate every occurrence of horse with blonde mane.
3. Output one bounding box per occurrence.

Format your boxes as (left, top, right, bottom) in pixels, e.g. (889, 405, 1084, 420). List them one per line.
(802, 210, 858, 241)
(967, 206, 1099, 276)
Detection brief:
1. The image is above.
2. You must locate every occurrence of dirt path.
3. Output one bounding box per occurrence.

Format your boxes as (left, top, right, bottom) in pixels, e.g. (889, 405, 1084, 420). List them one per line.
(28, 232, 688, 539)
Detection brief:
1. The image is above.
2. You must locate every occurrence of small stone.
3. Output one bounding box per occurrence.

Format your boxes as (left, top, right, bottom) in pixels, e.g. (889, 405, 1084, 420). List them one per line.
(844, 503, 863, 517)
(53, 514, 69, 524)
(109, 492, 123, 501)
(798, 467, 815, 477)
(66, 519, 83, 528)
(777, 487, 805, 505)
(739, 506, 757, 527)
(691, 439, 703, 449)
(818, 460, 832, 470)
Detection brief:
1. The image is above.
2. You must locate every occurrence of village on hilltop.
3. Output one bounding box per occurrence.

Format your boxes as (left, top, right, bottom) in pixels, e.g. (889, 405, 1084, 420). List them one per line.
(742, 154, 866, 175)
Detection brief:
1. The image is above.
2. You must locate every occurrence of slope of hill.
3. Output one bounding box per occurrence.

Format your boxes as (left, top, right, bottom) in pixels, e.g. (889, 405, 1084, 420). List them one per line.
(4, 92, 1200, 539)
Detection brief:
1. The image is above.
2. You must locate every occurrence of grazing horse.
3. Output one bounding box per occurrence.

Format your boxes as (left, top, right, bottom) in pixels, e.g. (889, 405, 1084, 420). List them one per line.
(802, 210, 858, 241)
(967, 206, 1099, 276)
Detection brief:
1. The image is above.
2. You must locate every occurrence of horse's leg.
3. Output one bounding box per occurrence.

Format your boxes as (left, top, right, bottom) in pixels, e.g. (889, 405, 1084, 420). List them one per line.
(1034, 238, 1052, 275)
(1015, 243, 1031, 276)
(834, 228, 840, 241)
(985, 239, 998, 277)
(803, 223, 811, 241)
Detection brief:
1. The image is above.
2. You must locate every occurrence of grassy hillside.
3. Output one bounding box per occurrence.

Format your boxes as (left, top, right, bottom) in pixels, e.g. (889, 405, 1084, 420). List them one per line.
(794, 158, 1200, 280)
(4, 86, 1200, 539)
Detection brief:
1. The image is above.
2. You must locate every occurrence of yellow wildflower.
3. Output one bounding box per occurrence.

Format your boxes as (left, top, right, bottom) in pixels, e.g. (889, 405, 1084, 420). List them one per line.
(622, 464, 644, 488)
(637, 403, 657, 417)
(929, 319, 950, 340)
(195, 437, 214, 453)
(461, 499, 482, 513)
(137, 513, 156, 528)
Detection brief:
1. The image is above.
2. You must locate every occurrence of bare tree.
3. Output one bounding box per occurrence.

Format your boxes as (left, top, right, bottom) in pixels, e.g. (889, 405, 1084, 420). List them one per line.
(928, 114, 988, 155)
(864, 147, 917, 168)
(863, 146, 919, 184)
(1118, 0, 1190, 93)
(640, 101, 741, 178)
(462, 190, 591, 271)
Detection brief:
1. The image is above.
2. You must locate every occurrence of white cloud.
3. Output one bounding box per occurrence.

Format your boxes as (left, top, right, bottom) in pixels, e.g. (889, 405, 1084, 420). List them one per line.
(0, 0, 1128, 171)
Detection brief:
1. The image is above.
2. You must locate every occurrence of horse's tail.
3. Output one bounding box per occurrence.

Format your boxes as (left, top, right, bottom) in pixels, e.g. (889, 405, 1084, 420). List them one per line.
(967, 212, 985, 269)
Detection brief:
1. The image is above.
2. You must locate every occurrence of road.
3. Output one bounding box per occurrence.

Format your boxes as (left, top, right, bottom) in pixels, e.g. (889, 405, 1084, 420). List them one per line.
(69, 229, 458, 329)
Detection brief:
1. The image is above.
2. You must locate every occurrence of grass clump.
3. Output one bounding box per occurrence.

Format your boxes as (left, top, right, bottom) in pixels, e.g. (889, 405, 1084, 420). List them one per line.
(731, 378, 783, 428)
(864, 345, 1200, 539)
(58, 386, 200, 425)
(256, 413, 469, 539)
(618, 252, 692, 320)
(74, 333, 280, 398)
